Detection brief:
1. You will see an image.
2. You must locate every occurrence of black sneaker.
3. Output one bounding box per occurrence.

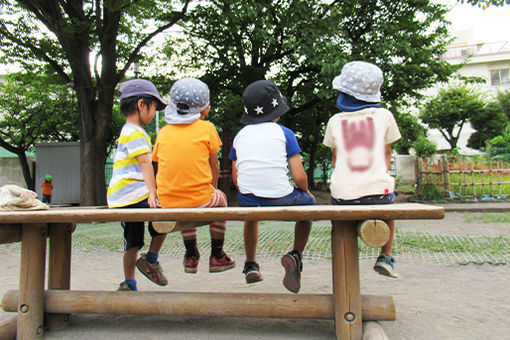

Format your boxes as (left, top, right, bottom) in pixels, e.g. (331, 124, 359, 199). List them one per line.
(243, 261, 263, 284)
(281, 251, 303, 294)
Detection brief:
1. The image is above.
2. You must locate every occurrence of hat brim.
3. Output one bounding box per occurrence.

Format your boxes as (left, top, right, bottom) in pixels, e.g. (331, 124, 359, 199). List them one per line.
(240, 101, 290, 125)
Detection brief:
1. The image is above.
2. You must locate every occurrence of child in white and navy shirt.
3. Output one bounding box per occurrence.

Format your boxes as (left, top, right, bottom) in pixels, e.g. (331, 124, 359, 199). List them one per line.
(229, 80, 316, 294)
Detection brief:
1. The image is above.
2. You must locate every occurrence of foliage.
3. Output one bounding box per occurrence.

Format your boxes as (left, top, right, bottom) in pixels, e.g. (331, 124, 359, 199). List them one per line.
(459, 0, 510, 6)
(0, 68, 79, 189)
(393, 109, 428, 154)
(468, 100, 508, 150)
(0, 0, 190, 205)
(419, 85, 485, 149)
(177, 0, 455, 186)
(415, 183, 444, 201)
(413, 136, 437, 158)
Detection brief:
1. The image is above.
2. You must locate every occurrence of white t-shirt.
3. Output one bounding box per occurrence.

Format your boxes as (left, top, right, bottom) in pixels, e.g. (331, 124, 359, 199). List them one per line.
(323, 108, 401, 200)
(229, 122, 301, 198)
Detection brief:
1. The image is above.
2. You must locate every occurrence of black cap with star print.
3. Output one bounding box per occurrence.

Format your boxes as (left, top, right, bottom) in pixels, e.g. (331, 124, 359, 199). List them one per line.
(241, 80, 290, 125)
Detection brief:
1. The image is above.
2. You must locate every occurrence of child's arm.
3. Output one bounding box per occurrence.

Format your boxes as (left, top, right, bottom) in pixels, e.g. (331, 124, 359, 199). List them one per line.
(385, 144, 392, 172)
(209, 152, 220, 189)
(288, 154, 316, 203)
(135, 153, 161, 208)
(332, 147, 336, 168)
(231, 161, 238, 188)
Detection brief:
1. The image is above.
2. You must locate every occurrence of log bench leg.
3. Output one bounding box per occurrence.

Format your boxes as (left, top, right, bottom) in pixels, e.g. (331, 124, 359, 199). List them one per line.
(331, 220, 362, 340)
(18, 223, 47, 340)
(46, 223, 74, 331)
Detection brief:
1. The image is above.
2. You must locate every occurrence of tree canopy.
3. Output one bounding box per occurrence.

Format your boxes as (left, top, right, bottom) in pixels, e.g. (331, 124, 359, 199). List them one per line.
(0, 0, 189, 204)
(0, 68, 79, 189)
(175, 0, 455, 189)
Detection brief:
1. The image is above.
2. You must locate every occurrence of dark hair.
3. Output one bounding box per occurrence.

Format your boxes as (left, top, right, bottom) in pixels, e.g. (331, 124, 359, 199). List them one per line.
(120, 96, 156, 116)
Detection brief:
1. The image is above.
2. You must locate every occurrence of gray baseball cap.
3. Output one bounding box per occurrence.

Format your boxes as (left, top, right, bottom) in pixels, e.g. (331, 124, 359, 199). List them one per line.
(170, 77, 210, 115)
(332, 61, 383, 103)
(119, 79, 167, 111)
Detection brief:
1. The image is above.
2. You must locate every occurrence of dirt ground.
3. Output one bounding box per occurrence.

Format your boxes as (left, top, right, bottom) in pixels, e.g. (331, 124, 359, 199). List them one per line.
(1, 205, 510, 339)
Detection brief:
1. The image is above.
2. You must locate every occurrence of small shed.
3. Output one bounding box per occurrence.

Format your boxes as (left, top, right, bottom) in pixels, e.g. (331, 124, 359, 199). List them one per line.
(35, 142, 80, 204)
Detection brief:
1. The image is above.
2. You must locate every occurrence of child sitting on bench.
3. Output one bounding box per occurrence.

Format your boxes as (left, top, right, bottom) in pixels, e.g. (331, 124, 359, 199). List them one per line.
(323, 61, 401, 278)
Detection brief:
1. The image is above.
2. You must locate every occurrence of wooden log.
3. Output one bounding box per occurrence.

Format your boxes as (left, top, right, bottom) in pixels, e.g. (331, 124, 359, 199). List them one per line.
(0, 224, 21, 244)
(0, 314, 17, 340)
(1, 290, 395, 321)
(332, 220, 362, 340)
(18, 223, 47, 340)
(0, 204, 445, 224)
(362, 321, 389, 340)
(46, 223, 74, 331)
(356, 220, 390, 248)
(152, 220, 213, 233)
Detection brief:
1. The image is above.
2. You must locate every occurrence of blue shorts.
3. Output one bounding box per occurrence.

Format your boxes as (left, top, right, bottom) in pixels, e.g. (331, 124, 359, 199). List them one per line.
(238, 188, 315, 207)
(120, 198, 162, 250)
(331, 192, 395, 205)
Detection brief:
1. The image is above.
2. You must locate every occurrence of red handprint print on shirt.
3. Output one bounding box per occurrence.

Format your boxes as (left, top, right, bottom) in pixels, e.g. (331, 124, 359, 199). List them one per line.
(341, 116, 375, 172)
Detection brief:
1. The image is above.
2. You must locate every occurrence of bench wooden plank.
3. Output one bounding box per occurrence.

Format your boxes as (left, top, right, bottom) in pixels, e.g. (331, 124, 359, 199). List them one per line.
(2, 290, 395, 321)
(0, 203, 444, 224)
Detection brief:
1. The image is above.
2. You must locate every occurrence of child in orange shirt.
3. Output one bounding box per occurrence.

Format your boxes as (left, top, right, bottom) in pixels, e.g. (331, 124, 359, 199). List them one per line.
(41, 174, 53, 203)
(152, 77, 235, 274)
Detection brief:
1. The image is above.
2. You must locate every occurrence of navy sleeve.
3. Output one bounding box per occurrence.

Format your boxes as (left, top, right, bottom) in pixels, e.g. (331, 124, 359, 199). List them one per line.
(229, 146, 237, 161)
(279, 124, 301, 158)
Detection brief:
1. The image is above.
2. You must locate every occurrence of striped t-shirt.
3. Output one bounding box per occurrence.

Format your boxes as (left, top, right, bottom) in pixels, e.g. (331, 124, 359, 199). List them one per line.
(107, 123, 152, 208)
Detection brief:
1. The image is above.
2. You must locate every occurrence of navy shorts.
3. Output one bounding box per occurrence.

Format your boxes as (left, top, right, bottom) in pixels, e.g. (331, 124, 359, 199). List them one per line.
(331, 192, 395, 205)
(120, 198, 162, 250)
(238, 188, 315, 207)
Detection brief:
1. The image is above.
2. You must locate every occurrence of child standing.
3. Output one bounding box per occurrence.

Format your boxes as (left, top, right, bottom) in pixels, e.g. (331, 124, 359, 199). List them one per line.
(107, 79, 168, 291)
(229, 80, 316, 294)
(41, 174, 53, 203)
(152, 77, 235, 274)
(323, 61, 401, 278)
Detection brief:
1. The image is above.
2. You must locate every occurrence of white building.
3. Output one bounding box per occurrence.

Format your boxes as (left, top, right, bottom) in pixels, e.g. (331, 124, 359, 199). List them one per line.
(425, 29, 510, 155)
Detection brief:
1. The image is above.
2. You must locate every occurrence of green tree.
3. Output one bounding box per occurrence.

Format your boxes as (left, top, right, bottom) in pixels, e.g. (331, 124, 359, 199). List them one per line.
(178, 0, 455, 190)
(420, 85, 485, 150)
(0, 69, 79, 189)
(0, 0, 189, 205)
(467, 100, 508, 150)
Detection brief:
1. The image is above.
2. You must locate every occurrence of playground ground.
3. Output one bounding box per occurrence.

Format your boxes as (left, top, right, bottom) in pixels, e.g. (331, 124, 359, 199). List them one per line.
(1, 200, 510, 339)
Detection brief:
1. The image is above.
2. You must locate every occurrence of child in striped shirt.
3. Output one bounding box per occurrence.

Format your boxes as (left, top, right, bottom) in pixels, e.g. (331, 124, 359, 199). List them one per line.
(107, 79, 168, 291)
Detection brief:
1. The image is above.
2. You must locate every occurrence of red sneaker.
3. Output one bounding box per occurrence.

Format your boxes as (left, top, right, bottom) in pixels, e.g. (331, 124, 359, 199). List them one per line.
(183, 256, 199, 274)
(136, 253, 168, 286)
(209, 253, 236, 273)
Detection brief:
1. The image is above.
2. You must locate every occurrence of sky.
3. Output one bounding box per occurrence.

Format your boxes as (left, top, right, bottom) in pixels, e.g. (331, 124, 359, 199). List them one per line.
(444, 1, 510, 43)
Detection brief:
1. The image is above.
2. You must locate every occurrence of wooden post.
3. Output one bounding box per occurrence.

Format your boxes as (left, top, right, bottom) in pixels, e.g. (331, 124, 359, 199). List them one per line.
(18, 223, 47, 340)
(0, 314, 17, 340)
(356, 220, 390, 248)
(331, 220, 362, 340)
(46, 223, 74, 330)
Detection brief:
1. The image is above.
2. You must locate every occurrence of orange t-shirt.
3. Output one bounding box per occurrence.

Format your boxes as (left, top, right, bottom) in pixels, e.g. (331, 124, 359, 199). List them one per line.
(152, 119, 222, 208)
(41, 181, 53, 195)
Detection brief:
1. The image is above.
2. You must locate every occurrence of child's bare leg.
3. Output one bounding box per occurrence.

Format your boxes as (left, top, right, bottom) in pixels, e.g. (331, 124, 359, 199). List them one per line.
(148, 234, 167, 255)
(123, 247, 138, 280)
(293, 220, 312, 253)
(244, 220, 259, 261)
(380, 220, 394, 257)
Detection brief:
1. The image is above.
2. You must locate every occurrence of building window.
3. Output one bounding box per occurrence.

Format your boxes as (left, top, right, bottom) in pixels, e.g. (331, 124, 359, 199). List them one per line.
(490, 69, 509, 86)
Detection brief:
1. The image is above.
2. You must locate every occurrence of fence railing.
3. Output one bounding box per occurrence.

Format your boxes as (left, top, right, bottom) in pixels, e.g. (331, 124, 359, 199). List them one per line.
(417, 155, 510, 199)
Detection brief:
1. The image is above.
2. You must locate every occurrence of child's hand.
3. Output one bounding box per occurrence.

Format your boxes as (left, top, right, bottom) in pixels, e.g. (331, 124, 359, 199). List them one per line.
(148, 194, 162, 208)
(306, 190, 316, 203)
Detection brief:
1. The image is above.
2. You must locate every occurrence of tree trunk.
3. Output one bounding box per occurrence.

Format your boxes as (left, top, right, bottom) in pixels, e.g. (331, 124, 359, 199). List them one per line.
(219, 129, 232, 199)
(16, 150, 34, 191)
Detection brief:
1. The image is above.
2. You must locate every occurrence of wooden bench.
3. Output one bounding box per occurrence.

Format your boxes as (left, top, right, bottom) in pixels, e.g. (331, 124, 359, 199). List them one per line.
(0, 203, 444, 340)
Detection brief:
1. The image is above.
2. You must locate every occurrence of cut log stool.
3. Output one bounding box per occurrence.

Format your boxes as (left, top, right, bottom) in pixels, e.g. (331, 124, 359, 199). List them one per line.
(357, 220, 390, 248)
